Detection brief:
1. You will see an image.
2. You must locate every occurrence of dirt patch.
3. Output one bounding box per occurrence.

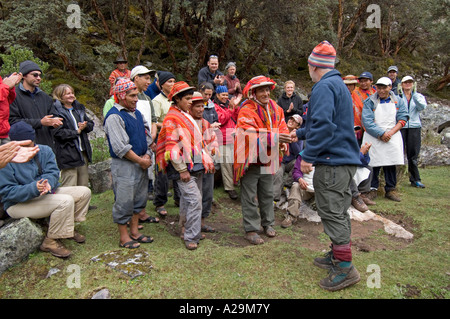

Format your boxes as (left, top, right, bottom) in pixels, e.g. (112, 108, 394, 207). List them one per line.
(159, 196, 414, 252)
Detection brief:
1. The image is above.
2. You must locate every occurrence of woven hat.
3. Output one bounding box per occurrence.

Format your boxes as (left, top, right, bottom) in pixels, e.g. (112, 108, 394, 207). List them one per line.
(343, 75, 358, 84)
(168, 81, 195, 101)
(191, 91, 204, 103)
(242, 75, 276, 98)
(113, 78, 137, 101)
(308, 41, 336, 69)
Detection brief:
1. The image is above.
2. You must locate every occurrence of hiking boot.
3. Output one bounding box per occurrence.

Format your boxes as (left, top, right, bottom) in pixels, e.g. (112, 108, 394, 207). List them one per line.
(281, 214, 296, 228)
(360, 193, 376, 206)
(226, 190, 238, 200)
(319, 260, 361, 291)
(411, 181, 425, 188)
(364, 189, 378, 201)
(40, 237, 72, 258)
(385, 190, 401, 202)
(313, 250, 334, 270)
(351, 195, 368, 212)
(69, 231, 86, 243)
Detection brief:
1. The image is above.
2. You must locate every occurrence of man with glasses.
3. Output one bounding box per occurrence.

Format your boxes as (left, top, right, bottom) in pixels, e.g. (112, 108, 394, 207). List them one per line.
(9, 60, 63, 152)
(197, 55, 227, 90)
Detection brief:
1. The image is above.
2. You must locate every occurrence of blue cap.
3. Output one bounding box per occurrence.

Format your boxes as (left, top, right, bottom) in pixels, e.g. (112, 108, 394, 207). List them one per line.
(358, 72, 373, 80)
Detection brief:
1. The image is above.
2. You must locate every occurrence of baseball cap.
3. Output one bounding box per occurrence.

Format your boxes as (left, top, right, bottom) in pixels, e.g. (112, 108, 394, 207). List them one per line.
(358, 72, 373, 80)
(401, 76, 414, 83)
(387, 66, 398, 73)
(130, 65, 155, 80)
(375, 77, 392, 86)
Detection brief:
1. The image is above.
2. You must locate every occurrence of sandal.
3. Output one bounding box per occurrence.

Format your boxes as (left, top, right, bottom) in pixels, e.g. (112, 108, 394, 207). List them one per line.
(119, 240, 140, 249)
(139, 216, 159, 224)
(201, 224, 216, 233)
(155, 206, 168, 217)
(185, 241, 198, 250)
(131, 234, 154, 243)
(245, 232, 264, 245)
(264, 226, 276, 238)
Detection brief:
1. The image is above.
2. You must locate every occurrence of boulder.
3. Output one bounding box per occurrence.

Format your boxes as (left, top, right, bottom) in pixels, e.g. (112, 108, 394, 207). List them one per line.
(88, 159, 113, 194)
(0, 218, 44, 275)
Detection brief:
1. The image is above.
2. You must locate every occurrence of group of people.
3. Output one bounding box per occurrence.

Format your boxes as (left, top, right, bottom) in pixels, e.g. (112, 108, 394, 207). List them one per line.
(0, 39, 427, 292)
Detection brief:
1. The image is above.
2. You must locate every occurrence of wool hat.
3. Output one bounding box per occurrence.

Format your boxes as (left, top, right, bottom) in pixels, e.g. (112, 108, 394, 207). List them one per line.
(358, 72, 373, 80)
(401, 75, 414, 83)
(343, 75, 358, 84)
(387, 66, 398, 73)
(308, 41, 336, 69)
(113, 78, 137, 101)
(242, 75, 276, 98)
(9, 121, 35, 142)
(191, 91, 204, 103)
(19, 60, 42, 76)
(157, 71, 176, 86)
(215, 85, 228, 94)
(168, 81, 195, 101)
(375, 77, 392, 86)
(130, 65, 155, 80)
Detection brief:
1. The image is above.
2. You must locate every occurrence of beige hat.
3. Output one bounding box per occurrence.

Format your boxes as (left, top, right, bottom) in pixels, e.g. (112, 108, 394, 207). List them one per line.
(130, 65, 155, 80)
(401, 75, 414, 83)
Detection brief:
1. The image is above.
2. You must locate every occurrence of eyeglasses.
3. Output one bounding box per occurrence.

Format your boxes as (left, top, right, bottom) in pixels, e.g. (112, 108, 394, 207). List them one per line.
(29, 73, 42, 78)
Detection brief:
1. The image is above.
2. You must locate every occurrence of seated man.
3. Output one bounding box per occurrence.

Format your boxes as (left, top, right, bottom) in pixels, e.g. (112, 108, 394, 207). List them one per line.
(273, 114, 303, 202)
(282, 150, 315, 228)
(0, 122, 91, 258)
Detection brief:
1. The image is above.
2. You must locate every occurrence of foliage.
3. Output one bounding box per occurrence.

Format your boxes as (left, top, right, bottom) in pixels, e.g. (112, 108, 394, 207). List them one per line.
(0, 46, 52, 94)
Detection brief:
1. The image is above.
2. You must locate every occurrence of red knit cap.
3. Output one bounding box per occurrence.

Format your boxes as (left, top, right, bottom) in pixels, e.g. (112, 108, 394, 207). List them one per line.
(308, 41, 336, 69)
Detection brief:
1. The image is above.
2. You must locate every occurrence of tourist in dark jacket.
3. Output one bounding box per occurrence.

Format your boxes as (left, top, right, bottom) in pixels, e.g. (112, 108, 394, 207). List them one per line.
(277, 80, 303, 121)
(52, 84, 94, 187)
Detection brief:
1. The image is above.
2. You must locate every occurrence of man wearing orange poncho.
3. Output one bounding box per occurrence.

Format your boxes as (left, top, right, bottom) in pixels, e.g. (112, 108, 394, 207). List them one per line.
(155, 82, 216, 250)
(233, 76, 291, 245)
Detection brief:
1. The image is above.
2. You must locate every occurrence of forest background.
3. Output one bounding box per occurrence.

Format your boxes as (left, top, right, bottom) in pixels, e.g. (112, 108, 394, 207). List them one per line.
(0, 0, 449, 118)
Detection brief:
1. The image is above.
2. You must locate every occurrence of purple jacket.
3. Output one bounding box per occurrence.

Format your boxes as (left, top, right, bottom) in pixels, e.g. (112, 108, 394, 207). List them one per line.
(292, 153, 304, 182)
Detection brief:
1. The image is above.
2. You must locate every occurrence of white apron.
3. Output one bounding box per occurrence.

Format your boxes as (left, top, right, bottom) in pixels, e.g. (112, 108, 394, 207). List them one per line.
(362, 101, 404, 167)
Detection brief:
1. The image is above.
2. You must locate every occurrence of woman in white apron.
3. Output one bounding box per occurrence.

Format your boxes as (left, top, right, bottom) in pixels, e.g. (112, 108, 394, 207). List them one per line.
(361, 77, 409, 202)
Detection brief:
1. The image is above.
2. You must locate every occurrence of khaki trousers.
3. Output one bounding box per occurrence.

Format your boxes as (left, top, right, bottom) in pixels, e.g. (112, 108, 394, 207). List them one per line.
(286, 182, 314, 217)
(7, 186, 91, 239)
(60, 152, 90, 187)
(219, 143, 235, 191)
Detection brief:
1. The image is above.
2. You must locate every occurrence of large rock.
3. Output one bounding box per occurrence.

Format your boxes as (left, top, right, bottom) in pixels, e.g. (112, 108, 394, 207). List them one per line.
(419, 144, 450, 167)
(88, 159, 113, 194)
(0, 218, 44, 275)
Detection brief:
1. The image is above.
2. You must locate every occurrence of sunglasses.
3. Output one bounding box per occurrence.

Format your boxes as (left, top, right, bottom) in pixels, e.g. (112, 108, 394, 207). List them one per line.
(29, 73, 42, 78)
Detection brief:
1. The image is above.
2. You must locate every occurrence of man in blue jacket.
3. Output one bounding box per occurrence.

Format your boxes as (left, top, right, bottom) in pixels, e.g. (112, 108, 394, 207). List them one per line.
(291, 41, 361, 291)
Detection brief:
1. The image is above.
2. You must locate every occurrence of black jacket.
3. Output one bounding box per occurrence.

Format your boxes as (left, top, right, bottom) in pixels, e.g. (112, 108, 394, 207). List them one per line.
(9, 84, 56, 151)
(52, 100, 94, 170)
(277, 92, 303, 121)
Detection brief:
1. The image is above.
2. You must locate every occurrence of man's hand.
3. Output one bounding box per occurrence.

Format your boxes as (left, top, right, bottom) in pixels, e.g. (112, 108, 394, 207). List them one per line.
(381, 130, 393, 143)
(180, 170, 190, 183)
(139, 154, 152, 170)
(279, 133, 292, 144)
(300, 159, 313, 174)
(36, 179, 51, 196)
(298, 178, 308, 190)
(12, 145, 39, 164)
(41, 115, 63, 128)
(290, 130, 298, 143)
(360, 142, 372, 155)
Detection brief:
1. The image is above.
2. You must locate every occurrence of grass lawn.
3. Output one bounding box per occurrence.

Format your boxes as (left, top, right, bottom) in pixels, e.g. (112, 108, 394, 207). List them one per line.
(0, 166, 449, 301)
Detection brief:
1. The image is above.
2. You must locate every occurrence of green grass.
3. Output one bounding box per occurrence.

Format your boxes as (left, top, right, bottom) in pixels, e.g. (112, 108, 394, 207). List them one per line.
(0, 166, 449, 300)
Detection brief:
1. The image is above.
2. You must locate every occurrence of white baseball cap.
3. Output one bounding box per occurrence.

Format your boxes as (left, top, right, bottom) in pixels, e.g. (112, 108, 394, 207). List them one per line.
(401, 76, 414, 83)
(130, 65, 155, 80)
(375, 77, 392, 86)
